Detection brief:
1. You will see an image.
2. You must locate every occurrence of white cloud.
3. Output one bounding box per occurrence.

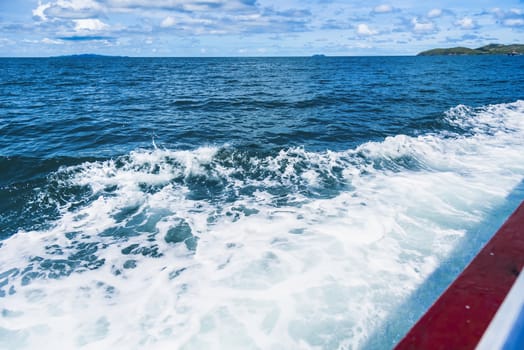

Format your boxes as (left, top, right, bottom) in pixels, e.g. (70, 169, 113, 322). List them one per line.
(504, 18, 524, 26)
(106, 0, 254, 12)
(0, 38, 15, 46)
(33, 1, 52, 21)
(357, 23, 378, 36)
(411, 17, 434, 33)
(73, 18, 109, 32)
(160, 16, 176, 28)
(456, 17, 476, 29)
(61, 0, 101, 11)
(490, 7, 524, 27)
(491, 7, 504, 17)
(42, 37, 63, 44)
(373, 4, 393, 14)
(33, 0, 104, 20)
(427, 9, 442, 18)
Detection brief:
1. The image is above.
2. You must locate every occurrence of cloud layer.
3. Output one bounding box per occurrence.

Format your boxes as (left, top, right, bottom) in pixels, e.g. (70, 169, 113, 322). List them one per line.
(1, 0, 523, 56)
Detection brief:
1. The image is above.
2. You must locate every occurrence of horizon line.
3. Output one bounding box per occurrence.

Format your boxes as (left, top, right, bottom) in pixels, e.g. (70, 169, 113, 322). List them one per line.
(0, 54, 423, 59)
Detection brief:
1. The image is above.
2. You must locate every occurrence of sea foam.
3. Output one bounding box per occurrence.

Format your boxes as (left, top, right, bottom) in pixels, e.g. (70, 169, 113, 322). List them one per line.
(1, 101, 524, 349)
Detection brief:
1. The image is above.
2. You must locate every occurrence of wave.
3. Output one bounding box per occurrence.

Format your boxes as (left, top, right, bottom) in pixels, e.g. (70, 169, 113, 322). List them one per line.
(1, 100, 524, 349)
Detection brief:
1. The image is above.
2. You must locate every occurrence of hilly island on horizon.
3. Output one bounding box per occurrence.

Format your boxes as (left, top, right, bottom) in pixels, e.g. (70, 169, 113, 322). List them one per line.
(418, 43, 524, 56)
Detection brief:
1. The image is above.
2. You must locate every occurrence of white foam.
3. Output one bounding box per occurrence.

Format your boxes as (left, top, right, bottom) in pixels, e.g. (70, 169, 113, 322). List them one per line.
(1, 101, 524, 349)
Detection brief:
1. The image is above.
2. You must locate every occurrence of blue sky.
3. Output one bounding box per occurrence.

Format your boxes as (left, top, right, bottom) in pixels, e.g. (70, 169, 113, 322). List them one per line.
(1, 0, 523, 56)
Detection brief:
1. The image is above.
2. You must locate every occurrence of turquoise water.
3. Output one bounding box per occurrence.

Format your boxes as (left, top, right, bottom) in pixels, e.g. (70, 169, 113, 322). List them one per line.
(1, 56, 524, 349)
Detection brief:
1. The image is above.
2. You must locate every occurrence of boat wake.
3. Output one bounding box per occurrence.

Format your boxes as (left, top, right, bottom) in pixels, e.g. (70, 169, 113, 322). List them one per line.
(1, 101, 524, 349)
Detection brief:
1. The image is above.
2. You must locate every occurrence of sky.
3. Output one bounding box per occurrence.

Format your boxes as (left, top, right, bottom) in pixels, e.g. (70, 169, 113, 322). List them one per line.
(0, 0, 523, 57)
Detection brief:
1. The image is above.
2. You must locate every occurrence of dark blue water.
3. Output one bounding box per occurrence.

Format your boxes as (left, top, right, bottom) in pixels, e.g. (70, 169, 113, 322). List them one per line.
(1, 57, 521, 158)
(1, 56, 524, 349)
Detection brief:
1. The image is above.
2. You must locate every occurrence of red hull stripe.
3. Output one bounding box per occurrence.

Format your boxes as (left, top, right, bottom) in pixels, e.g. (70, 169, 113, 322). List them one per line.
(394, 201, 524, 350)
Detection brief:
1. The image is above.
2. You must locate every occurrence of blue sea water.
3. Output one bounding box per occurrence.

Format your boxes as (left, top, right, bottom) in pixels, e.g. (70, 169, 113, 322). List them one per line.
(1, 56, 524, 349)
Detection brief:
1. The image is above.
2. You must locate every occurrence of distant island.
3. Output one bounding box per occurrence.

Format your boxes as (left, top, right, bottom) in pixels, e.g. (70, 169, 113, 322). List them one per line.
(418, 44, 524, 56)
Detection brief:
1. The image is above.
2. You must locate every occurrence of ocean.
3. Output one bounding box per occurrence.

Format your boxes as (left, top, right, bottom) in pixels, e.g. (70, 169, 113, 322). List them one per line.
(1, 56, 524, 349)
